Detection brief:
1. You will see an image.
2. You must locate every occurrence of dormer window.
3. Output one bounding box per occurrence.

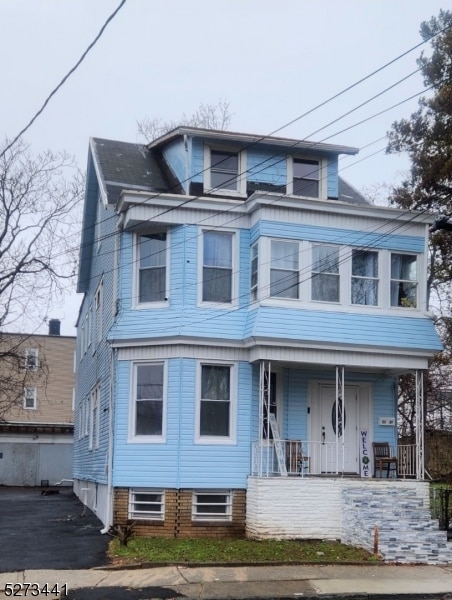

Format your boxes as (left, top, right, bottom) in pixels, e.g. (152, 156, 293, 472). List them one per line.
(205, 147, 246, 196)
(288, 157, 321, 198)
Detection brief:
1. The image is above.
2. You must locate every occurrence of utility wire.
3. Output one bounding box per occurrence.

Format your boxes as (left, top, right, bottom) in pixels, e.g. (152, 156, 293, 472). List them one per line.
(0, 0, 127, 161)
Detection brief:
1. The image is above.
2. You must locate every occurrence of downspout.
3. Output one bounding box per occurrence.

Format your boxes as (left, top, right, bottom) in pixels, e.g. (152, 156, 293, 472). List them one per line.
(100, 345, 116, 534)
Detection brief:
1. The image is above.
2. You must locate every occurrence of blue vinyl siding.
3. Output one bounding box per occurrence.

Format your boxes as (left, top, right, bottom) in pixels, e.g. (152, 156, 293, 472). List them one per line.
(327, 156, 339, 198)
(189, 139, 337, 196)
(245, 307, 442, 351)
(247, 148, 286, 186)
(73, 182, 117, 484)
(162, 139, 188, 193)
(259, 221, 424, 253)
(113, 358, 252, 489)
(283, 368, 308, 441)
(191, 138, 204, 183)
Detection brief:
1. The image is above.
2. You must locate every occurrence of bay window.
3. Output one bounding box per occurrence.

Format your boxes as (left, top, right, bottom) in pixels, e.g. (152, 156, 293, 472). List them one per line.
(250, 242, 258, 301)
(138, 233, 167, 303)
(202, 231, 233, 303)
(391, 253, 417, 307)
(351, 250, 379, 306)
(270, 240, 299, 299)
(311, 245, 340, 302)
(133, 362, 165, 438)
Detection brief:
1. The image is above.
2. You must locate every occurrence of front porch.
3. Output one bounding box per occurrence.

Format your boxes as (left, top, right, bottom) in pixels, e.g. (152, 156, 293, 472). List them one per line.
(251, 439, 418, 478)
(254, 361, 426, 481)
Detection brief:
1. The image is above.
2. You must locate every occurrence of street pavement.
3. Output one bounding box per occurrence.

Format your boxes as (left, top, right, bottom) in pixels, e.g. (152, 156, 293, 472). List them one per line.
(1, 564, 452, 599)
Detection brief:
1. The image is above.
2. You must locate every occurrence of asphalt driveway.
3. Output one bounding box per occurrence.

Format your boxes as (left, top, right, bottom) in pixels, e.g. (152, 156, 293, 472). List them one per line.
(0, 487, 110, 572)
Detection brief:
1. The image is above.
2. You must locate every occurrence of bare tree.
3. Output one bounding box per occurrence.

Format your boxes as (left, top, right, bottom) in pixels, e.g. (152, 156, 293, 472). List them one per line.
(0, 137, 83, 415)
(137, 100, 233, 143)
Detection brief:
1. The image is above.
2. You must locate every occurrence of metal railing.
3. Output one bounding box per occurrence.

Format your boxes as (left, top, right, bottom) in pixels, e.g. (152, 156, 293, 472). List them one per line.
(251, 440, 419, 478)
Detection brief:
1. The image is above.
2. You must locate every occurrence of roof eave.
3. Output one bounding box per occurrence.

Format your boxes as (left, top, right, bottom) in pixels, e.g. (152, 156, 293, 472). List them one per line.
(147, 126, 359, 156)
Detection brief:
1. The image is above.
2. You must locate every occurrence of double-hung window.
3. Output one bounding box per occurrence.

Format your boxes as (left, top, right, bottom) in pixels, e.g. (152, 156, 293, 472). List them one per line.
(391, 253, 417, 308)
(95, 280, 103, 344)
(25, 348, 38, 371)
(270, 240, 299, 299)
(192, 490, 232, 522)
(89, 385, 100, 450)
(292, 158, 320, 198)
(202, 231, 233, 303)
(311, 245, 340, 302)
(24, 387, 37, 409)
(138, 233, 167, 303)
(351, 250, 379, 306)
(133, 362, 165, 439)
(199, 364, 232, 439)
(206, 148, 245, 195)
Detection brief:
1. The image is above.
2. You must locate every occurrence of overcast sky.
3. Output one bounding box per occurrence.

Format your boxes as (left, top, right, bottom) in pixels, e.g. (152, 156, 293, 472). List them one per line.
(1, 0, 446, 335)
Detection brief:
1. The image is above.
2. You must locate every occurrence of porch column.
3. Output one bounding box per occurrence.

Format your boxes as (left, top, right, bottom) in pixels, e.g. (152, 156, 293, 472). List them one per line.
(415, 369, 425, 480)
(336, 365, 345, 474)
(258, 360, 271, 477)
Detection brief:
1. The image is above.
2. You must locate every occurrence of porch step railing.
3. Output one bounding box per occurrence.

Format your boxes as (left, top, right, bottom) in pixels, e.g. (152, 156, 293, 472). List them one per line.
(251, 440, 419, 478)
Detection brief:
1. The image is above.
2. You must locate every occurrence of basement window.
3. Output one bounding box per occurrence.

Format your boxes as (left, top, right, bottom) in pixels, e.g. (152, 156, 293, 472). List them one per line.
(128, 489, 165, 520)
(192, 490, 232, 521)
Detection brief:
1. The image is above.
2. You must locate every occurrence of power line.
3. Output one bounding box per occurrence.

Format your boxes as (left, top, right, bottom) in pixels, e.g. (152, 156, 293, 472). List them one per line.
(0, 0, 127, 161)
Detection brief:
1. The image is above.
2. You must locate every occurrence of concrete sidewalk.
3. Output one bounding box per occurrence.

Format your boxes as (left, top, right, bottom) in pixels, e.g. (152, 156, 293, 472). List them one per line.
(1, 564, 452, 599)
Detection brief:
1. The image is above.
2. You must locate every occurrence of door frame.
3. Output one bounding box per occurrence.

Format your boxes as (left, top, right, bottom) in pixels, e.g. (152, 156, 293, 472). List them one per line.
(308, 381, 372, 474)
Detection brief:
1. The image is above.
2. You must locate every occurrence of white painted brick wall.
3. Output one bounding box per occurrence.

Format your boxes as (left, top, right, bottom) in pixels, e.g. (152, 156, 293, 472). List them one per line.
(246, 477, 429, 540)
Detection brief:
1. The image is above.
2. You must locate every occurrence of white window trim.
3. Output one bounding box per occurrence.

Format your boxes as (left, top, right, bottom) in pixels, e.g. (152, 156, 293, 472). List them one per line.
(350, 248, 380, 307)
(269, 238, 301, 301)
(25, 348, 39, 371)
(310, 243, 342, 304)
(204, 145, 247, 197)
(195, 361, 237, 445)
(95, 279, 103, 344)
(198, 228, 238, 308)
(89, 385, 100, 451)
(84, 397, 89, 438)
(128, 360, 167, 444)
(96, 193, 103, 253)
(132, 231, 170, 309)
(23, 387, 37, 410)
(250, 241, 259, 302)
(389, 251, 419, 309)
(258, 239, 422, 314)
(192, 490, 233, 522)
(287, 155, 326, 199)
(128, 488, 165, 521)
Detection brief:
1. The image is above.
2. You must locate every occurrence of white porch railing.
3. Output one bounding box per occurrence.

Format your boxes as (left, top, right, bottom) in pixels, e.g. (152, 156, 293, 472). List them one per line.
(397, 444, 417, 478)
(251, 440, 419, 478)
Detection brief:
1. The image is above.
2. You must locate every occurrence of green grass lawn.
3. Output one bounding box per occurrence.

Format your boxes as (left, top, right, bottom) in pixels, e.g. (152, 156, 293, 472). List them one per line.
(109, 537, 377, 565)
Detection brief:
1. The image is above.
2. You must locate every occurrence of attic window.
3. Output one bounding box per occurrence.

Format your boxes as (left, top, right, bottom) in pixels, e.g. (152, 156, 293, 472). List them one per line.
(290, 158, 320, 198)
(205, 147, 246, 196)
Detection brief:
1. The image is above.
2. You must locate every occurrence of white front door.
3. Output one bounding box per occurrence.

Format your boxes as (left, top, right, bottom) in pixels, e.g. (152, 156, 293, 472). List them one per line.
(312, 384, 359, 474)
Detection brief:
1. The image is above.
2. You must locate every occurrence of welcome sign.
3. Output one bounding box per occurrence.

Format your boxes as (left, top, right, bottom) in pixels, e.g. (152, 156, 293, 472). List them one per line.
(360, 429, 371, 477)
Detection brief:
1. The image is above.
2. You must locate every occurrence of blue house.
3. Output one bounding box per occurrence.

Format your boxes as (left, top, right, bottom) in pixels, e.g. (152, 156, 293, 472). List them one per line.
(74, 127, 450, 562)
